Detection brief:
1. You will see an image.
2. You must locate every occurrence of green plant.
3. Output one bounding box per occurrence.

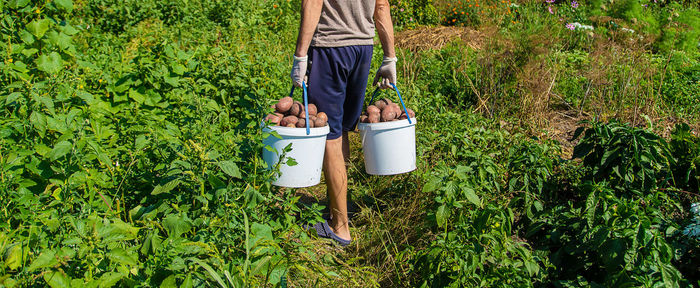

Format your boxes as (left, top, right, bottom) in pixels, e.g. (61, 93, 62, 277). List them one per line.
(572, 119, 675, 193)
(526, 182, 688, 286)
(441, 0, 518, 27)
(391, 0, 440, 28)
(416, 165, 548, 287)
(669, 123, 700, 191)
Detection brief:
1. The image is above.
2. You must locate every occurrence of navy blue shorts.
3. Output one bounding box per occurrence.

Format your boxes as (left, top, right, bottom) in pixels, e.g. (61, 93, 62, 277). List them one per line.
(307, 45, 373, 140)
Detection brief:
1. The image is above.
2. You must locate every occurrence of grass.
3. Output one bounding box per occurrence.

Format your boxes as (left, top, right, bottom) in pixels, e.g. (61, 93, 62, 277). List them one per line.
(2, 0, 699, 286)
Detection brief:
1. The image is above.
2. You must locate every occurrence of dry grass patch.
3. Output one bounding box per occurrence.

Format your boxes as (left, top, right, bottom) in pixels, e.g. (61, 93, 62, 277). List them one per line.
(395, 26, 485, 52)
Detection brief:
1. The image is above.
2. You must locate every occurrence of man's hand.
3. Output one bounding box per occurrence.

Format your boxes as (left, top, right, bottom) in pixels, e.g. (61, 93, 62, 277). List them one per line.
(373, 56, 397, 89)
(291, 55, 308, 87)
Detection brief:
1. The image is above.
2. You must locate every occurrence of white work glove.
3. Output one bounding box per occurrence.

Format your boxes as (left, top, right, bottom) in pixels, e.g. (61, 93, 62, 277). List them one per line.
(290, 55, 308, 87)
(373, 56, 397, 89)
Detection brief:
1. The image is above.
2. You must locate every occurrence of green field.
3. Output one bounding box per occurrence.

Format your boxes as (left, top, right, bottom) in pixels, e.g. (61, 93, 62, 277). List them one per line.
(1, 0, 699, 287)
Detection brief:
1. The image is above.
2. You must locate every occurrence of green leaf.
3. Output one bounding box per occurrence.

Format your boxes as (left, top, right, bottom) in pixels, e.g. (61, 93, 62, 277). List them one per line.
(163, 214, 192, 238)
(51, 32, 73, 51)
(463, 187, 481, 207)
(5, 92, 22, 104)
(140, 232, 162, 256)
(28, 250, 58, 272)
(164, 75, 180, 87)
(422, 176, 441, 193)
(3, 244, 23, 270)
(44, 270, 72, 288)
(9, 0, 30, 8)
(20, 29, 35, 44)
(128, 89, 145, 104)
(190, 258, 227, 288)
(659, 262, 681, 288)
(244, 186, 263, 208)
(151, 179, 181, 195)
(171, 63, 186, 75)
(98, 271, 123, 288)
(135, 135, 150, 150)
(22, 48, 39, 57)
(99, 219, 140, 242)
(160, 275, 177, 288)
(523, 259, 539, 276)
(36, 52, 63, 74)
(30, 111, 47, 135)
(107, 248, 137, 267)
(26, 18, 50, 38)
(54, 0, 73, 12)
(436, 204, 448, 228)
(218, 160, 242, 178)
(585, 190, 597, 228)
(50, 141, 72, 161)
(250, 223, 273, 251)
(181, 273, 193, 288)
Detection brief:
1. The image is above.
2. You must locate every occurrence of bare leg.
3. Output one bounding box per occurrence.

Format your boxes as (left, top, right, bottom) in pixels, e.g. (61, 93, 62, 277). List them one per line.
(324, 133, 351, 241)
(342, 131, 350, 162)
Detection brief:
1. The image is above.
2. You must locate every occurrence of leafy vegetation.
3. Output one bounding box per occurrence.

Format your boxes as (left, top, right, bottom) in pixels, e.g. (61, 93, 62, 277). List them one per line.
(1, 0, 698, 287)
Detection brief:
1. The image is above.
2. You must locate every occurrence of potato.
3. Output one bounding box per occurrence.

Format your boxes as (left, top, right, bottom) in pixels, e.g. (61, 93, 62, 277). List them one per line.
(276, 97, 293, 113)
(359, 115, 368, 123)
(296, 118, 306, 128)
(307, 103, 317, 116)
(314, 117, 327, 127)
(286, 123, 296, 128)
(367, 105, 380, 115)
(265, 114, 281, 124)
(389, 103, 401, 115)
(290, 101, 303, 116)
(398, 112, 408, 120)
(316, 112, 328, 122)
(375, 98, 391, 110)
(275, 112, 284, 119)
(368, 113, 380, 123)
(280, 115, 298, 127)
(406, 108, 415, 118)
(380, 108, 397, 122)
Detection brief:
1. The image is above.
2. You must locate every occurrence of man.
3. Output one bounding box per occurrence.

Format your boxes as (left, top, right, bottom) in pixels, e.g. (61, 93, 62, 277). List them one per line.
(291, 0, 396, 246)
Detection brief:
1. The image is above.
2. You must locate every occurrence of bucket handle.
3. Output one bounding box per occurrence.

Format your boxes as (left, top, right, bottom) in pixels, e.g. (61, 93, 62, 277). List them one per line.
(366, 83, 412, 124)
(289, 82, 311, 135)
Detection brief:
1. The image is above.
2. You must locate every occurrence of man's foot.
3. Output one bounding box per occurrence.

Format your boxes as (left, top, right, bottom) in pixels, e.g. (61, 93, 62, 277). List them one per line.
(305, 218, 352, 247)
(328, 217, 352, 242)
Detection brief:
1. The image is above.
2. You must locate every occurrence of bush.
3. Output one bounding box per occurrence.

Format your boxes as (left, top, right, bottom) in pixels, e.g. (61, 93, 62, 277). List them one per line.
(526, 182, 687, 286)
(391, 0, 440, 28)
(669, 123, 700, 191)
(572, 120, 674, 193)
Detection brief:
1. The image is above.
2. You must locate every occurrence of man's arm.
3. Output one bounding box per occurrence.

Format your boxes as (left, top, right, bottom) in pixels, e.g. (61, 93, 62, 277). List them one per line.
(373, 0, 397, 88)
(294, 0, 324, 57)
(374, 0, 395, 58)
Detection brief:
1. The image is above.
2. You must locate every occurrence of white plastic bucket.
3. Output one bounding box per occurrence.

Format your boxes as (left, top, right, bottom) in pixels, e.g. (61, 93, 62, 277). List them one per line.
(262, 125, 330, 187)
(358, 117, 417, 175)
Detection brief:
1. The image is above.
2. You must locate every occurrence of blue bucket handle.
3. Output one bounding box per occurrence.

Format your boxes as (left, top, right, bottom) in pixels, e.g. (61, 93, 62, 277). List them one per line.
(366, 83, 412, 124)
(289, 82, 310, 135)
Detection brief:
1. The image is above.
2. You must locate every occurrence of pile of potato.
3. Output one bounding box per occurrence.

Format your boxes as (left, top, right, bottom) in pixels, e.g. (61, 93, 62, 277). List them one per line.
(265, 96, 328, 128)
(359, 98, 415, 123)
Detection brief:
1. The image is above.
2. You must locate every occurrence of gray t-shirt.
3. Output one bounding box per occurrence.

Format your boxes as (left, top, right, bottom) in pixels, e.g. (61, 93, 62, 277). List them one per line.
(311, 0, 376, 47)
